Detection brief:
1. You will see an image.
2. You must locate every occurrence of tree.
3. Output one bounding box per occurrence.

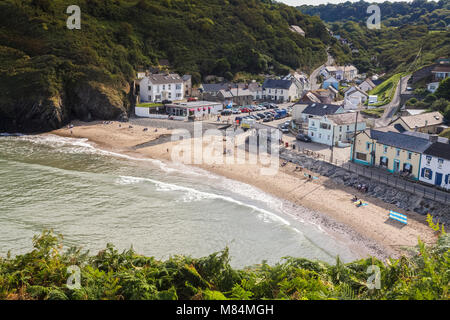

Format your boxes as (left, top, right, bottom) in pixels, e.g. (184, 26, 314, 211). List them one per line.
(435, 78, 450, 100)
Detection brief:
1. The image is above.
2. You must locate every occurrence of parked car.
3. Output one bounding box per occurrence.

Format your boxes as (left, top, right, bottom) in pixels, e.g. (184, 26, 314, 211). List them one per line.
(263, 117, 272, 123)
(221, 110, 232, 116)
(279, 125, 290, 134)
(162, 100, 172, 104)
(240, 107, 250, 113)
(232, 109, 241, 114)
(187, 97, 198, 102)
(296, 133, 312, 142)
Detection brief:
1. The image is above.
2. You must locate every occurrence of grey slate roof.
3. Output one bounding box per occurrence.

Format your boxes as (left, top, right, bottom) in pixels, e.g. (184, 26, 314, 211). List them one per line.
(263, 79, 293, 90)
(299, 102, 343, 116)
(201, 83, 231, 93)
(370, 129, 432, 153)
(147, 73, 183, 84)
(424, 142, 450, 161)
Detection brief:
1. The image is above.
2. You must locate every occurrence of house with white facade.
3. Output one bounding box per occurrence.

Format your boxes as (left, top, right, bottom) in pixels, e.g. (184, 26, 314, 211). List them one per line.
(419, 138, 450, 190)
(308, 112, 366, 146)
(427, 82, 440, 94)
(139, 73, 184, 103)
(262, 79, 298, 102)
(344, 86, 368, 110)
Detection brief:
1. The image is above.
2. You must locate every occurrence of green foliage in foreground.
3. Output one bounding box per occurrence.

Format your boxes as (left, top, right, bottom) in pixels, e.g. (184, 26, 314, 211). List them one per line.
(0, 231, 448, 300)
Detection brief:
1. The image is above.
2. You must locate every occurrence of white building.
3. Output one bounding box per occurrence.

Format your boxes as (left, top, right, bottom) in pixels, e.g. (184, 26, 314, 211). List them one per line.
(427, 82, 440, 94)
(139, 73, 184, 103)
(308, 112, 366, 146)
(262, 79, 299, 102)
(344, 86, 369, 110)
(419, 139, 450, 190)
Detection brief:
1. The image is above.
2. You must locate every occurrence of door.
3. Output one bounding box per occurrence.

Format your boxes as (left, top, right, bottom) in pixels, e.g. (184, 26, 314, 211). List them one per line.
(394, 160, 400, 173)
(435, 173, 443, 187)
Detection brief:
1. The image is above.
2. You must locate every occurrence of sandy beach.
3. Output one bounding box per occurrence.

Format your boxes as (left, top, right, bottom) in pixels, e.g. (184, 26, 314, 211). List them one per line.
(52, 121, 438, 260)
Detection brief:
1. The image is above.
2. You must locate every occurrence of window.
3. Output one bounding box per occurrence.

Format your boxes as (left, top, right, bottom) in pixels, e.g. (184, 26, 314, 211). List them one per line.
(366, 142, 371, 151)
(339, 126, 342, 132)
(426, 156, 432, 165)
(148, 95, 152, 101)
(346, 125, 350, 131)
(327, 135, 331, 141)
(356, 153, 367, 161)
(396, 149, 401, 157)
(320, 123, 331, 130)
(319, 133, 322, 139)
(176, 84, 182, 90)
(176, 93, 182, 98)
(310, 121, 315, 127)
(383, 146, 388, 154)
(148, 86, 152, 91)
(403, 163, 412, 174)
(311, 132, 314, 137)
(168, 84, 171, 90)
(423, 168, 433, 180)
(163, 85, 166, 90)
(438, 159, 444, 169)
(408, 152, 412, 160)
(380, 156, 388, 168)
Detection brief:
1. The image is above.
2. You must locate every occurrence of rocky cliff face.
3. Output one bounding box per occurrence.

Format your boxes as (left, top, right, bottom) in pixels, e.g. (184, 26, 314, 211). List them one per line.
(0, 81, 131, 134)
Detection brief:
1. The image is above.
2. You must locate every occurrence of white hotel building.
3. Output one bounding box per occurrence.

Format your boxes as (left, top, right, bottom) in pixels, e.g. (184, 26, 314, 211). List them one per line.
(139, 73, 184, 103)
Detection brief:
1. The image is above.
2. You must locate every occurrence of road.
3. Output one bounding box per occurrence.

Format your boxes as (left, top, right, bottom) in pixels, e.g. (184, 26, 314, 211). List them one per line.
(309, 51, 334, 91)
(375, 74, 411, 128)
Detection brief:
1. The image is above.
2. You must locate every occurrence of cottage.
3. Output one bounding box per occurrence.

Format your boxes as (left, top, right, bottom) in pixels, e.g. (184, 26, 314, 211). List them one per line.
(419, 138, 450, 190)
(218, 88, 253, 107)
(307, 112, 366, 146)
(358, 78, 376, 93)
(431, 65, 450, 82)
(344, 86, 369, 110)
(390, 111, 445, 134)
(140, 73, 184, 103)
(262, 79, 298, 102)
(351, 130, 433, 180)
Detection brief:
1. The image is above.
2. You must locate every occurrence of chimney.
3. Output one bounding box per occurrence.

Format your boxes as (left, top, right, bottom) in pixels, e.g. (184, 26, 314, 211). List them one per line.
(429, 135, 439, 143)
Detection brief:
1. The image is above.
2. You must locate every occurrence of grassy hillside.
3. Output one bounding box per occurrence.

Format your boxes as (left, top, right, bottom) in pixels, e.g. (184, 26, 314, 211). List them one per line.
(298, 0, 450, 29)
(328, 21, 450, 77)
(0, 230, 448, 300)
(0, 0, 332, 133)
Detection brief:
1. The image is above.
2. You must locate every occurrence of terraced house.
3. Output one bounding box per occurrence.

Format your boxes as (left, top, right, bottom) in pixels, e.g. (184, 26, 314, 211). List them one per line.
(351, 130, 433, 180)
(419, 138, 450, 190)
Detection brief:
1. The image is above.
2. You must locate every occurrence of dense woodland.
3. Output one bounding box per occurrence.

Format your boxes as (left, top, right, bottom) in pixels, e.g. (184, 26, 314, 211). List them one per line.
(298, 0, 450, 29)
(0, 0, 335, 132)
(0, 230, 448, 300)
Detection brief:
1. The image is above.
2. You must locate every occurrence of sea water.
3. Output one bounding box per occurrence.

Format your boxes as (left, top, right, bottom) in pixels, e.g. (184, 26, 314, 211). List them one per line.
(0, 134, 361, 267)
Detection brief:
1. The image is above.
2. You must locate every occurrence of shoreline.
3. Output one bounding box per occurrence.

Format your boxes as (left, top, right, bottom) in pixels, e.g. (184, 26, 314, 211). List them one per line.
(50, 121, 438, 260)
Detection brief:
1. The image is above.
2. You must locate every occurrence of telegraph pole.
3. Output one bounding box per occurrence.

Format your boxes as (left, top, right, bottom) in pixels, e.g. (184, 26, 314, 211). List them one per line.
(352, 111, 359, 163)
